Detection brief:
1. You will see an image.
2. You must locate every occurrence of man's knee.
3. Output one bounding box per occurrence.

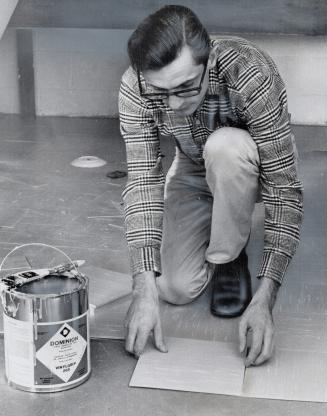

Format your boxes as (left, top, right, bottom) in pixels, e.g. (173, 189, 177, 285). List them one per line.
(157, 273, 204, 305)
(204, 127, 257, 166)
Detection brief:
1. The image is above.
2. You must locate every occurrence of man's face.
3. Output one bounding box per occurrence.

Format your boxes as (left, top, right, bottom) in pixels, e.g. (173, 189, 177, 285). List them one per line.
(143, 45, 210, 116)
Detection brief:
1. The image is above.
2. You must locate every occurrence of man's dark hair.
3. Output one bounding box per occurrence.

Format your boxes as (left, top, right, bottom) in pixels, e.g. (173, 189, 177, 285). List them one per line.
(128, 5, 210, 72)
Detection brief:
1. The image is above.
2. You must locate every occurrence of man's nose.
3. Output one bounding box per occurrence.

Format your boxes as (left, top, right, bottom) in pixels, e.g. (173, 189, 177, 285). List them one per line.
(167, 95, 184, 110)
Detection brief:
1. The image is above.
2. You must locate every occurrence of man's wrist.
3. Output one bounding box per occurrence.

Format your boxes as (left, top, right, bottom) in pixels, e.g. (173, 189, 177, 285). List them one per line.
(133, 271, 158, 298)
(134, 271, 156, 282)
(251, 277, 280, 312)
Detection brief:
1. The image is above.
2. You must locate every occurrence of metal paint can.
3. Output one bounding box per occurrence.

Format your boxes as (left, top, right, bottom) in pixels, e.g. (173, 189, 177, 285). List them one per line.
(0, 244, 91, 392)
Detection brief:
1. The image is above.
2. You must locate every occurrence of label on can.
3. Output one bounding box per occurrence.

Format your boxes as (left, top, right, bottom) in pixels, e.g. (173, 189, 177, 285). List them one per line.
(4, 311, 90, 389)
(4, 315, 34, 388)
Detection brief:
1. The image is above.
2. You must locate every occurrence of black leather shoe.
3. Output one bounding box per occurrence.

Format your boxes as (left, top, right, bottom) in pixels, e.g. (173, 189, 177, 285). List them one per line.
(210, 249, 252, 318)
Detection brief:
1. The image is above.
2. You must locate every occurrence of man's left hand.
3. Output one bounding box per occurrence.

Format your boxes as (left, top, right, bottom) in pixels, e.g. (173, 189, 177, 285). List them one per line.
(239, 277, 279, 367)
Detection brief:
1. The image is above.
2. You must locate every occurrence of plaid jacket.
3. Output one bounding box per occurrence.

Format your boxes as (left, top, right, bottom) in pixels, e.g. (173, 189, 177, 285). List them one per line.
(119, 37, 303, 284)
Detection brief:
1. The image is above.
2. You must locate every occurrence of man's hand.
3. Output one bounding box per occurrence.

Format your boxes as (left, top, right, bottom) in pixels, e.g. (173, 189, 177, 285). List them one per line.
(239, 278, 279, 367)
(125, 271, 168, 357)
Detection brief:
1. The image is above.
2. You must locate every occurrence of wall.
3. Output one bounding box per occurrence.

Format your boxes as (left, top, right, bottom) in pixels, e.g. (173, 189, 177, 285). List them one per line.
(0, 27, 326, 125)
(33, 29, 130, 117)
(0, 29, 19, 114)
(10, 0, 327, 36)
(34, 28, 327, 125)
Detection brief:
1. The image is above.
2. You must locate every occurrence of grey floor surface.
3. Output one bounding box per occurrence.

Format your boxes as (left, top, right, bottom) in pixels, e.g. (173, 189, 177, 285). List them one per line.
(0, 114, 326, 415)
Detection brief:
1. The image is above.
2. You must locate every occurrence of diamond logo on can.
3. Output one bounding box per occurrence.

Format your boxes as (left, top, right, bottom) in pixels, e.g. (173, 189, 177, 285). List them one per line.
(60, 327, 71, 338)
(36, 323, 87, 383)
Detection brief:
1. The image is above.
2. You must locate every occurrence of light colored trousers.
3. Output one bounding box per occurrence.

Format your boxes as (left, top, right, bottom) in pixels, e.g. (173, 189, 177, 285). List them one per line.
(156, 127, 260, 305)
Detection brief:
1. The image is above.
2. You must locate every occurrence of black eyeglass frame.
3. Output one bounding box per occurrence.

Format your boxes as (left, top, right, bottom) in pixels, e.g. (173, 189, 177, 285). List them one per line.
(137, 59, 209, 99)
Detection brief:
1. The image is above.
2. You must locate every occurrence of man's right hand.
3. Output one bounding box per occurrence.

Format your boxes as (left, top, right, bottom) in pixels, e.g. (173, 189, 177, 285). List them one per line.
(125, 271, 168, 357)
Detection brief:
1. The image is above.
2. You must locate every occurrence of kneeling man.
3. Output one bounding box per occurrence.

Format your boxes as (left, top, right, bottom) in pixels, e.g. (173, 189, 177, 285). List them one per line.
(119, 5, 303, 367)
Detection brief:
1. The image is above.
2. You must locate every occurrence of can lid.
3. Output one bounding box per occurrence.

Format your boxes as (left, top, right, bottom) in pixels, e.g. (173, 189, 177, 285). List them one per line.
(0, 266, 87, 298)
(0, 245, 88, 304)
(15, 274, 82, 296)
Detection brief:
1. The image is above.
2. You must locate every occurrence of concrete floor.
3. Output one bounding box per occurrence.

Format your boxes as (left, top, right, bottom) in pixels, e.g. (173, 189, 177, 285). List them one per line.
(0, 114, 327, 415)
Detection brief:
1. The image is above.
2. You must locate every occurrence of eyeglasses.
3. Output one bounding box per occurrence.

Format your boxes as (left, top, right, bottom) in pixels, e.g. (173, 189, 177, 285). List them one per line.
(137, 59, 208, 99)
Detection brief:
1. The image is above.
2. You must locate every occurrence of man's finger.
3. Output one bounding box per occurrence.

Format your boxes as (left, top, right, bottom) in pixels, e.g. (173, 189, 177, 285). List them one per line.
(253, 327, 274, 366)
(125, 324, 137, 355)
(154, 321, 168, 353)
(134, 329, 150, 357)
(245, 328, 263, 367)
(124, 303, 134, 329)
(239, 318, 248, 354)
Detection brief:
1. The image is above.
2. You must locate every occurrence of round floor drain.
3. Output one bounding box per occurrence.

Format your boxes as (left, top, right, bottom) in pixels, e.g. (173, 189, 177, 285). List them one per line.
(71, 156, 107, 168)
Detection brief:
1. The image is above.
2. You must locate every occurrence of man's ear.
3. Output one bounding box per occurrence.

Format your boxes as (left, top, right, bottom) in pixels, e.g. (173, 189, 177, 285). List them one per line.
(207, 43, 219, 69)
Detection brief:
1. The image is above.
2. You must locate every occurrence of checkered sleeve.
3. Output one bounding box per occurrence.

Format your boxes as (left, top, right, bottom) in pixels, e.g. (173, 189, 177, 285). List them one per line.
(240, 69, 303, 284)
(119, 68, 164, 277)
